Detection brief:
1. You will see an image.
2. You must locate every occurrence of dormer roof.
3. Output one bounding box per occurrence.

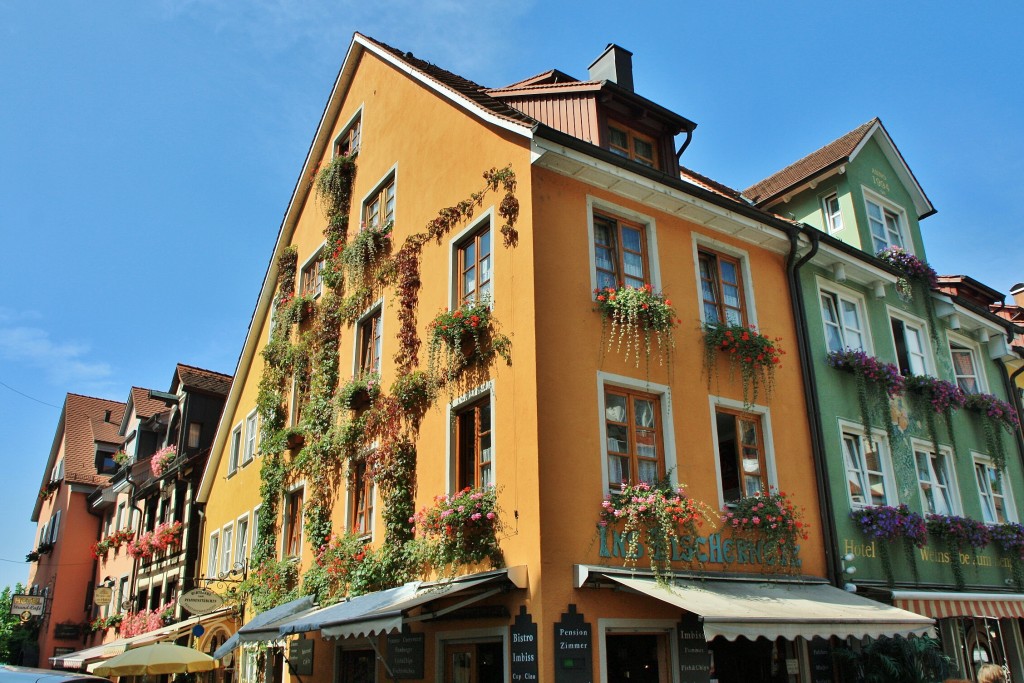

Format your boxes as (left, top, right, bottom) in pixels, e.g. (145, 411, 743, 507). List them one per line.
(744, 118, 935, 219)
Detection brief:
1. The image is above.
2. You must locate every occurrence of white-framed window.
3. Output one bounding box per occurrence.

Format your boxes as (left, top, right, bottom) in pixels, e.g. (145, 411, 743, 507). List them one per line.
(207, 532, 220, 578)
(818, 281, 868, 353)
(362, 169, 396, 231)
(841, 424, 896, 508)
(348, 461, 374, 539)
(235, 515, 250, 566)
(453, 214, 493, 306)
(693, 236, 756, 327)
(914, 442, 958, 515)
(228, 424, 242, 474)
(243, 410, 258, 464)
(448, 383, 495, 494)
(975, 456, 1014, 524)
(334, 108, 362, 158)
(250, 506, 260, 560)
(864, 190, 908, 253)
(710, 396, 776, 508)
(221, 523, 234, 575)
(823, 192, 843, 234)
(299, 247, 325, 299)
(889, 310, 931, 376)
(587, 197, 660, 295)
(282, 486, 304, 558)
(356, 303, 383, 378)
(597, 373, 676, 495)
(949, 337, 986, 394)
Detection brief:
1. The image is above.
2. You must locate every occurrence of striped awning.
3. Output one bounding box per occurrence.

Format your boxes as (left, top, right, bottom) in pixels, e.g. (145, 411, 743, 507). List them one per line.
(893, 591, 1024, 619)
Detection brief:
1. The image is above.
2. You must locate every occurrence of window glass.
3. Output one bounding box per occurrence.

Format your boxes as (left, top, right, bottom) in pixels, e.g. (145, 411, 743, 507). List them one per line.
(951, 344, 981, 393)
(236, 517, 249, 564)
(244, 413, 257, 463)
(824, 194, 843, 233)
(843, 432, 892, 507)
(976, 461, 1009, 524)
(820, 291, 865, 353)
(700, 250, 745, 325)
(188, 422, 202, 449)
(207, 533, 219, 578)
(350, 462, 373, 536)
(283, 489, 304, 558)
(891, 317, 928, 376)
(358, 310, 382, 377)
(916, 448, 954, 515)
(334, 117, 361, 157)
(605, 387, 663, 492)
(229, 427, 242, 473)
(457, 398, 493, 490)
(867, 199, 905, 252)
(365, 177, 395, 230)
(300, 254, 325, 298)
(608, 124, 658, 168)
(593, 212, 647, 290)
(459, 223, 492, 304)
(221, 525, 233, 574)
(716, 409, 767, 503)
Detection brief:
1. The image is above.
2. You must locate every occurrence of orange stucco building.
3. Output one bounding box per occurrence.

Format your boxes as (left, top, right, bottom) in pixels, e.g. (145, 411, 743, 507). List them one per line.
(197, 34, 930, 683)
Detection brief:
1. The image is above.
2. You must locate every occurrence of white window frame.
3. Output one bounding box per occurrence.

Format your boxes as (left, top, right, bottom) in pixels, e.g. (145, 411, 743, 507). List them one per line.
(299, 244, 326, 300)
(449, 209, 495, 310)
(974, 454, 1016, 524)
(346, 459, 375, 541)
(948, 333, 988, 394)
(863, 188, 909, 254)
(221, 523, 234, 575)
(361, 165, 397, 231)
(250, 505, 261, 561)
(281, 483, 305, 559)
(207, 532, 220, 578)
(912, 439, 960, 516)
(352, 299, 385, 378)
(243, 410, 258, 464)
(228, 423, 242, 474)
(709, 395, 777, 510)
(333, 106, 363, 159)
(235, 514, 250, 566)
(692, 234, 758, 327)
(586, 196, 661, 296)
(816, 277, 871, 354)
(839, 420, 898, 509)
(887, 307, 934, 377)
(445, 382, 495, 495)
(596, 372, 677, 496)
(822, 191, 843, 234)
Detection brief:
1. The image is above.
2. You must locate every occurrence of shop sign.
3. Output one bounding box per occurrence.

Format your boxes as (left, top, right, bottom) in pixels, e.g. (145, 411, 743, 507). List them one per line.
(809, 638, 834, 683)
(599, 528, 801, 569)
(386, 632, 424, 679)
(93, 587, 113, 606)
(179, 588, 224, 615)
(677, 613, 711, 683)
(554, 604, 591, 683)
(10, 594, 44, 617)
(54, 622, 81, 640)
(288, 639, 314, 676)
(510, 606, 538, 682)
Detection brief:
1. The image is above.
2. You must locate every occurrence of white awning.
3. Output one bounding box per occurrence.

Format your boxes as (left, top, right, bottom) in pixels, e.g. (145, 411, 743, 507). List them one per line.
(52, 607, 235, 670)
(280, 566, 527, 640)
(580, 568, 933, 641)
(212, 596, 316, 659)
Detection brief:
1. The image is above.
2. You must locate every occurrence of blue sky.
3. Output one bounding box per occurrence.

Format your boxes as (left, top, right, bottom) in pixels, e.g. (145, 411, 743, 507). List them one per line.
(1, 1, 1021, 590)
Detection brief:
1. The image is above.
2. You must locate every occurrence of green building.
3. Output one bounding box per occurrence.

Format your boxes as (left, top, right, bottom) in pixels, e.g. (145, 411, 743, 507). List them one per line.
(745, 118, 1024, 678)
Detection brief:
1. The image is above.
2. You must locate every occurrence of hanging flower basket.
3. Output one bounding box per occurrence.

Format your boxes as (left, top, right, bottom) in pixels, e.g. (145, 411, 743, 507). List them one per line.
(338, 372, 381, 411)
(826, 349, 904, 440)
(599, 481, 714, 584)
(963, 392, 1020, 472)
(702, 322, 783, 408)
(427, 301, 511, 383)
(876, 247, 938, 296)
(925, 513, 990, 590)
(150, 445, 178, 478)
(127, 521, 183, 559)
(991, 522, 1024, 589)
(412, 486, 504, 571)
(341, 221, 392, 282)
(904, 375, 966, 459)
(594, 284, 678, 369)
(721, 489, 809, 572)
(850, 504, 927, 585)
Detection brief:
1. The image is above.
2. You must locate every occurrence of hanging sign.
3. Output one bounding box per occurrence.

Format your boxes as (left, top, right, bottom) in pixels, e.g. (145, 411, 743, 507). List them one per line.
(10, 594, 44, 617)
(93, 587, 113, 607)
(554, 604, 592, 683)
(179, 588, 224, 615)
(288, 639, 314, 676)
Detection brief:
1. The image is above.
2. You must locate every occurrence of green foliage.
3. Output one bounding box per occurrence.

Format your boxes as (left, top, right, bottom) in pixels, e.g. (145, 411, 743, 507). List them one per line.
(240, 558, 301, 615)
(0, 584, 37, 664)
(833, 636, 952, 683)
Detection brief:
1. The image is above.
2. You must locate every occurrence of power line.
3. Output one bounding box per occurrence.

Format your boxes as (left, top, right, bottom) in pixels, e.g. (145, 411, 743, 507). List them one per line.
(0, 379, 61, 409)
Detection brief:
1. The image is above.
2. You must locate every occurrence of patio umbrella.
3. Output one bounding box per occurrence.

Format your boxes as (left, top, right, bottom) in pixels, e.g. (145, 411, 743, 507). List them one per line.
(90, 642, 220, 676)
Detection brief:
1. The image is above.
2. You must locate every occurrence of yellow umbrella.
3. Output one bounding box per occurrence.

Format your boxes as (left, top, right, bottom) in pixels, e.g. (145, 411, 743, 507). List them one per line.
(90, 642, 220, 676)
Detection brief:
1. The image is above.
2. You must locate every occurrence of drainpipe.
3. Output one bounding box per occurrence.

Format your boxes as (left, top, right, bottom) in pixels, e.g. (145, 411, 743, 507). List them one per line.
(785, 225, 842, 586)
(996, 354, 1024, 471)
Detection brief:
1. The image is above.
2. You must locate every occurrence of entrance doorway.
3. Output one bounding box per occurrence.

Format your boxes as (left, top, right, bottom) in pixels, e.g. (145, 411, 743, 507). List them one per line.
(338, 648, 375, 683)
(605, 633, 668, 683)
(443, 641, 503, 683)
(710, 637, 799, 682)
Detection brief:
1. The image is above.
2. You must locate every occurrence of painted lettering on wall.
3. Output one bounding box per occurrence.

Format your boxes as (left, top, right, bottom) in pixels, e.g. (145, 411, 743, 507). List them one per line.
(843, 538, 1011, 569)
(871, 168, 891, 193)
(598, 527, 802, 568)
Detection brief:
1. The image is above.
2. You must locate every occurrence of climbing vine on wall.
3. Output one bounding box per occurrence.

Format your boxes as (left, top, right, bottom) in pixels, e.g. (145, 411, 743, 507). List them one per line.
(243, 154, 519, 610)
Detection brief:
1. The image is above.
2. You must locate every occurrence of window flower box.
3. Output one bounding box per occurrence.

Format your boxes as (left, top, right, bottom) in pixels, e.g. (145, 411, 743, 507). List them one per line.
(905, 375, 966, 459)
(925, 513, 991, 590)
(338, 373, 381, 411)
(427, 301, 511, 384)
(150, 445, 178, 478)
(964, 392, 1020, 472)
(127, 521, 182, 559)
(991, 522, 1024, 589)
(412, 485, 503, 572)
(721, 489, 809, 573)
(850, 504, 927, 585)
(595, 284, 678, 369)
(826, 349, 904, 440)
(702, 322, 783, 408)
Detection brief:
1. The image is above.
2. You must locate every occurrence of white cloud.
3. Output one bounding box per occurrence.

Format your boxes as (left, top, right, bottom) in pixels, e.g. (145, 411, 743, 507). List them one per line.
(0, 312, 114, 388)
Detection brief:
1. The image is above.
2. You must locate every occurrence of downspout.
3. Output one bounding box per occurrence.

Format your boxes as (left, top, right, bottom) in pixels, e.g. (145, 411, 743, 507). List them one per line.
(675, 128, 693, 160)
(785, 225, 842, 585)
(996, 352, 1024, 470)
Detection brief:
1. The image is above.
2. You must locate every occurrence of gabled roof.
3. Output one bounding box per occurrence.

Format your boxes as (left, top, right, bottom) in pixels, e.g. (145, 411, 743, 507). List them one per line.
(173, 363, 232, 397)
(680, 165, 748, 203)
(499, 69, 579, 89)
(129, 386, 167, 420)
(90, 417, 125, 447)
(744, 118, 935, 219)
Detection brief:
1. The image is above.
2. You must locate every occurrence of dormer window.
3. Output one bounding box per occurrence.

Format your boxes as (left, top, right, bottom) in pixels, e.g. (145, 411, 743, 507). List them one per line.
(608, 123, 658, 169)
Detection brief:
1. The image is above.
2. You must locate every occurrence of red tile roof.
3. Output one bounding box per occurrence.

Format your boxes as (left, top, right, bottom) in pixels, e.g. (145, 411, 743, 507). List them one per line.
(60, 394, 126, 486)
(360, 34, 536, 128)
(499, 69, 580, 89)
(744, 119, 877, 204)
(129, 386, 167, 420)
(680, 165, 747, 203)
(174, 363, 232, 397)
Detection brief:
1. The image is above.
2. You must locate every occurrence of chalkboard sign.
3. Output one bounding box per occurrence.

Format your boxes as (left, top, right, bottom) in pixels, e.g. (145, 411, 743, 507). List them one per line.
(53, 623, 81, 641)
(809, 638, 834, 683)
(386, 632, 425, 679)
(288, 639, 314, 676)
(553, 604, 591, 683)
(677, 613, 711, 683)
(510, 606, 539, 682)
